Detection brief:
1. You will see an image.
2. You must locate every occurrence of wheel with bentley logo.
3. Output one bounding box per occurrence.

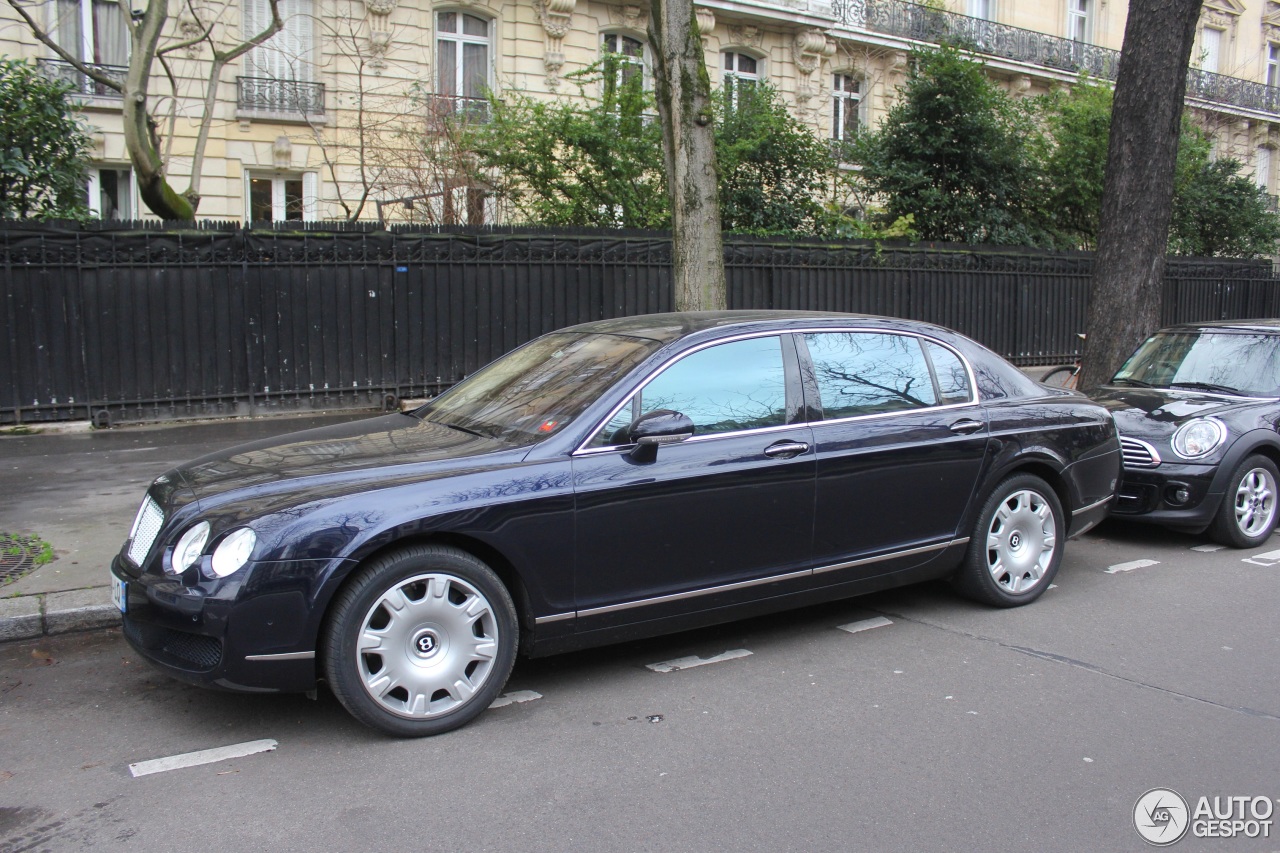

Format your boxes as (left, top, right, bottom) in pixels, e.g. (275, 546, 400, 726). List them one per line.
(323, 545, 518, 737)
(953, 473, 1064, 607)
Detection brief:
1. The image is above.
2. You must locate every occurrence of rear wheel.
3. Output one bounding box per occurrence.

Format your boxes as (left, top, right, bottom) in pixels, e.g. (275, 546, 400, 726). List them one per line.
(953, 474, 1064, 607)
(323, 545, 518, 737)
(1210, 455, 1279, 549)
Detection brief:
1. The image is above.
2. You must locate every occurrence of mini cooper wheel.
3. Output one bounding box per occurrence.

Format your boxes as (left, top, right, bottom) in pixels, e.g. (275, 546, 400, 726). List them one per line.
(1211, 455, 1280, 549)
(953, 474, 1064, 607)
(323, 545, 518, 737)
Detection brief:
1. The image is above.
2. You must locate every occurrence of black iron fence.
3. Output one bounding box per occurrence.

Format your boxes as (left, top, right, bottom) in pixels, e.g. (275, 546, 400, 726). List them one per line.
(2, 222, 1277, 425)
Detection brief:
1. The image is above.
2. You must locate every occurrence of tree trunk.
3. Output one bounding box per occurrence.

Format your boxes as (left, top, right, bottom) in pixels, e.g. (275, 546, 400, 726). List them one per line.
(1078, 0, 1202, 392)
(648, 0, 725, 312)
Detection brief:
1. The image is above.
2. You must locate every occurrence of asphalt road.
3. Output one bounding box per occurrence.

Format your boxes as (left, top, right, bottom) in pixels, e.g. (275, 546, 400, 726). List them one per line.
(2, 520, 1278, 852)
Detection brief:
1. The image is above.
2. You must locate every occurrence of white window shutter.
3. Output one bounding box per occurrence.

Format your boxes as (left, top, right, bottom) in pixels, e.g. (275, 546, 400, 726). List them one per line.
(302, 171, 319, 220)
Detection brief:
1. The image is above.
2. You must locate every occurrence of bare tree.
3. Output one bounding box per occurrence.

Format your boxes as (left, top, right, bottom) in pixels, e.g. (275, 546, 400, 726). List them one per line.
(6, 0, 285, 219)
(1078, 0, 1203, 392)
(648, 0, 724, 311)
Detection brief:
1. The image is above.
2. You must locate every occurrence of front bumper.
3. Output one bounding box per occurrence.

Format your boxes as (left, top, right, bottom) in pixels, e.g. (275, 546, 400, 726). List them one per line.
(112, 554, 341, 693)
(1112, 461, 1221, 532)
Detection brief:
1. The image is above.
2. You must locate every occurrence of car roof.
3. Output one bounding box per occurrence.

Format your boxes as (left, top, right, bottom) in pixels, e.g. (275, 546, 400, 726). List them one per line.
(559, 310, 935, 343)
(1161, 318, 1280, 334)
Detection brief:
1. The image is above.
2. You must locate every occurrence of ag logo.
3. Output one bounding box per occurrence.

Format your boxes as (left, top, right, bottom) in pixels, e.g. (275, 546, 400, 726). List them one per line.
(1134, 788, 1190, 846)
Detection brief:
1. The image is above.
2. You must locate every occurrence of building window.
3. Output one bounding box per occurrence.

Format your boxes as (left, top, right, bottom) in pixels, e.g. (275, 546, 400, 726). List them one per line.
(86, 166, 132, 220)
(1200, 27, 1223, 74)
(1268, 44, 1280, 88)
(1066, 0, 1090, 42)
(832, 74, 863, 141)
(54, 0, 128, 67)
(966, 0, 994, 20)
(248, 172, 316, 221)
(1257, 147, 1272, 192)
(602, 32, 645, 97)
(436, 11, 490, 116)
(723, 51, 759, 109)
(244, 0, 314, 83)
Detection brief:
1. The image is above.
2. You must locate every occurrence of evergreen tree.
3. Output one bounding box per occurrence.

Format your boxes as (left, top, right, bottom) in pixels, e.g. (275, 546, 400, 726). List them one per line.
(0, 58, 91, 220)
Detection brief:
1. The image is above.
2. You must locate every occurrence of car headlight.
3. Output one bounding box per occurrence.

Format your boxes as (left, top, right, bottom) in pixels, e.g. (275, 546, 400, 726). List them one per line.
(211, 528, 257, 578)
(1172, 418, 1226, 459)
(170, 521, 210, 575)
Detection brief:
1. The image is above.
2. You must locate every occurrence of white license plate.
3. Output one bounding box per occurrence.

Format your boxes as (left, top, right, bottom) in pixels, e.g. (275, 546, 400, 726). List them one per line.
(111, 574, 127, 613)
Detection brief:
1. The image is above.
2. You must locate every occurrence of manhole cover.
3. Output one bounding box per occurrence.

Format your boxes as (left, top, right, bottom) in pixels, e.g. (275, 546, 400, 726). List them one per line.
(0, 533, 54, 584)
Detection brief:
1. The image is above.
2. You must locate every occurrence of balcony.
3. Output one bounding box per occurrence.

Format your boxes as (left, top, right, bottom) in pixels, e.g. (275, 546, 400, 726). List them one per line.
(423, 94, 492, 127)
(36, 57, 126, 99)
(836, 0, 1280, 118)
(236, 77, 325, 119)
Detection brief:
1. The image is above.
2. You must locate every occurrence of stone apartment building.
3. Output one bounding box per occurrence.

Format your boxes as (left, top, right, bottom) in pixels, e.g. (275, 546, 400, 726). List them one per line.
(1, 0, 1277, 222)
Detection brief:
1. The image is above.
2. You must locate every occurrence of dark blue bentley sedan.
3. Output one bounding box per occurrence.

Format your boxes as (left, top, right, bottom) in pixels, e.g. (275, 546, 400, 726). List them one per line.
(111, 311, 1120, 735)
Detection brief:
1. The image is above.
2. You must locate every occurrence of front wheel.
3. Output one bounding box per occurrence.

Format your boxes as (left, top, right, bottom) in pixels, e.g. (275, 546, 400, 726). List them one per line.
(952, 474, 1064, 607)
(323, 545, 518, 737)
(1210, 455, 1279, 549)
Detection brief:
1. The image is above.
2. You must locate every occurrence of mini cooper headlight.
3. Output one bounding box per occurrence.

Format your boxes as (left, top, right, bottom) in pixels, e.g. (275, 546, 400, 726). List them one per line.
(171, 521, 210, 574)
(1172, 418, 1226, 459)
(211, 527, 257, 578)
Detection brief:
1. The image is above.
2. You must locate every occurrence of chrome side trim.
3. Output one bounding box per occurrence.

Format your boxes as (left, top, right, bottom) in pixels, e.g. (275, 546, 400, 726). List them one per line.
(569, 537, 967, 620)
(244, 651, 315, 662)
(811, 539, 962, 575)
(533, 611, 576, 625)
(577, 568, 813, 618)
(1072, 495, 1114, 517)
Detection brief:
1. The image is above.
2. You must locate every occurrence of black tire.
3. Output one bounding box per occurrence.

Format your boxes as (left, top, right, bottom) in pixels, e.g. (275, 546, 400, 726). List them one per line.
(1209, 455, 1279, 549)
(1041, 366, 1079, 390)
(323, 544, 518, 737)
(953, 474, 1065, 607)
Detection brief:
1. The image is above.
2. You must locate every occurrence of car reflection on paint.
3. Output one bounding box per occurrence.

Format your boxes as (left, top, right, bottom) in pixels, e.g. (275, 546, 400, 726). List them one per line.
(111, 311, 1120, 736)
(1093, 319, 1280, 547)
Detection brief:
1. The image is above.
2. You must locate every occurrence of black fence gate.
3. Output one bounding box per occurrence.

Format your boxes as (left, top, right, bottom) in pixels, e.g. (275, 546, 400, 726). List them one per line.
(3, 222, 1278, 425)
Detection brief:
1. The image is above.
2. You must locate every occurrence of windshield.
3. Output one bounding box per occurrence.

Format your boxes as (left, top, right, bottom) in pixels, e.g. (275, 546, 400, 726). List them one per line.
(1113, 331, 1280, 397)
(416, 332, 662, 444)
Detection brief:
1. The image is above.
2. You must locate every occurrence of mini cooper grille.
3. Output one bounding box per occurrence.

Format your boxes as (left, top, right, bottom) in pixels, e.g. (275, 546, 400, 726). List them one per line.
(126, 496, 164, 566)
(1120, 437, 1161, 469)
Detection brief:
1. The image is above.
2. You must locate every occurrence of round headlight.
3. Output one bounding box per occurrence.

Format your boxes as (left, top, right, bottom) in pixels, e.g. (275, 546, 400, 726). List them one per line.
(211, 528, 257, 578)
(1172, 418, 1226, 459)
(171, 521, 211, 574)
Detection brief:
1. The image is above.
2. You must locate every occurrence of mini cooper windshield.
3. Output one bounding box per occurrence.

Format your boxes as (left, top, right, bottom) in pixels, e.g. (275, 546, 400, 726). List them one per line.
(1114, 331, 1280, 397)
(415, 332, 661, 443)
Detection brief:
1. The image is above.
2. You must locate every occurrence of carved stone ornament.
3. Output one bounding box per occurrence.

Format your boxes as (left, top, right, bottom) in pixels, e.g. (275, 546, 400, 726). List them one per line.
(792, 29, 834, 76)
(694, 7, 715, 39)
(177, 12, 203, 57)
(728, 24, 762, 49)
(536, 0, 576, 86)
(369, 29, 392, 71)
(1265, 21, 1280, 43)
(365, 0, 397, 15)
(608, 4, 647, 31)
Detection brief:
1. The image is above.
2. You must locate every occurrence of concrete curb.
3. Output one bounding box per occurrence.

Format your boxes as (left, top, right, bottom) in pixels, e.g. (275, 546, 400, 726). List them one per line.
(0, 587, 120, 643)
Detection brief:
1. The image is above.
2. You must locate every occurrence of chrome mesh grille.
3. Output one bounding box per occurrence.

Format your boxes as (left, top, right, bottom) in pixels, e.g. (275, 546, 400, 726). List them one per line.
(126, 495, 164, 566)
(1120, 437, 1161, 469)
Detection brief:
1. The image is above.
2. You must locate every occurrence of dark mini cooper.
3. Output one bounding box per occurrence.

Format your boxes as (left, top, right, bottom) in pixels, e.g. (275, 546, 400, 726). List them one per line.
(1095, 319, 1280, 548)
(112, 311, 1120, 736)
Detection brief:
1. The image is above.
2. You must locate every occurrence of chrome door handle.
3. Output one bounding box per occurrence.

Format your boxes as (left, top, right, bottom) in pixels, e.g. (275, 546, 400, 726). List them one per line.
(949, 419, 984, 435)
(763, 440, 810, 459)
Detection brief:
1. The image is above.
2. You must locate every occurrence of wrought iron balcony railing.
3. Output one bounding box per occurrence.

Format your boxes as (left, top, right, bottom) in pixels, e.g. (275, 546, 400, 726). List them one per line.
(838, 0, 1280, 117)
(423, 94, 492, 126)
(236, 77, 325, 117)
(36, 57, 126, 98)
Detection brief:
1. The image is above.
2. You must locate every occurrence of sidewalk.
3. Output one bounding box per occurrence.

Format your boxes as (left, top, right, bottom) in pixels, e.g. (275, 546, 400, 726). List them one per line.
(0, 410, 373, 642)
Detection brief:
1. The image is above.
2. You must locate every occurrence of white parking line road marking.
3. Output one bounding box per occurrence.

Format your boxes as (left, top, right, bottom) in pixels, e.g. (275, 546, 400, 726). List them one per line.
(837, 616, 893, 635)
(1105, 559, 1161, 574)
(1242, 549, 1280, 566)
(646, 649, 753, 673)
(129, 739, 277, 778)
(489, 690, 542, 709)
(1192, 544, 1226, 552)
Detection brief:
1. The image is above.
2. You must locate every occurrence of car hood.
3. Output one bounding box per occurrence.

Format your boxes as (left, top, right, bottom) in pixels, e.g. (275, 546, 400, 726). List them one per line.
(169, 413, 523, 502)
(1093, 386, 1262, 437)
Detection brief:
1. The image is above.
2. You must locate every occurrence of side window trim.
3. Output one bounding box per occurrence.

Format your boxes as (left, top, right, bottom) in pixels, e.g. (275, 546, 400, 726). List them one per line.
(575, 331, 799, 454)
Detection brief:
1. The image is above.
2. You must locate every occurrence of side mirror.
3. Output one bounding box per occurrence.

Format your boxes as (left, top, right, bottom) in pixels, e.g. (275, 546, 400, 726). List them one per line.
(626, 410, 694, 459)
